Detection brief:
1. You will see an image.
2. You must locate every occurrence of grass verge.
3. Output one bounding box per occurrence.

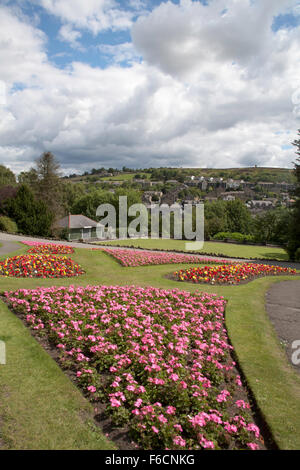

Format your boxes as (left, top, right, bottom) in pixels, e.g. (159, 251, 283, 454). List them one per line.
(96, 238, 288, 261)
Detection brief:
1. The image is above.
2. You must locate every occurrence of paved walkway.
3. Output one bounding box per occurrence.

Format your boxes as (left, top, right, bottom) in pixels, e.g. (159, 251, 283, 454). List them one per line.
(266, 280, 300, 374)
(0, 240, 21, 256)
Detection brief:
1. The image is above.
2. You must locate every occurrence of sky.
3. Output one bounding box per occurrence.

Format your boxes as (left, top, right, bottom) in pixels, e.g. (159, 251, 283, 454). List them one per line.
(0, 0, 300, 175)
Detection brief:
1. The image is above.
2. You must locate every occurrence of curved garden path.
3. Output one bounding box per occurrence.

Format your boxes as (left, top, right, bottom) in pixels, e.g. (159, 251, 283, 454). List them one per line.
(0, 240, 21, 256)
(266, 280, 300, 375)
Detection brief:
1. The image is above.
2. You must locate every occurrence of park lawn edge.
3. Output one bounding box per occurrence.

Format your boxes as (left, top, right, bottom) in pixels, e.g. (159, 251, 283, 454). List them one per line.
(0, 299, 116, 450)
(224, 276, 300, 450)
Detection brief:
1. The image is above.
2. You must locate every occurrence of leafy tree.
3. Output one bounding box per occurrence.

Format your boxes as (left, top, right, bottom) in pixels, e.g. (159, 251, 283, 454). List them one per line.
(225, 199, 253, 234)
(3, 184, 54, 236)
(204, 200, 228, 238)
(0, 165, 16, 188)
(71, 189, 115, 220)
(35, 151, 63, 215)
(18, 168, 39, 188)
(286, 130, 300, 260)
(253, 207, 291, 245)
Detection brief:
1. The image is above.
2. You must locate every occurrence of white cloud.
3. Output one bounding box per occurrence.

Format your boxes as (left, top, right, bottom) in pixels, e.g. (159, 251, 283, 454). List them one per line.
(97, 42, 141, 64)
(0, 1, 299, 175)
(40, 0, 135, 34)
(58, 24, 83, 49)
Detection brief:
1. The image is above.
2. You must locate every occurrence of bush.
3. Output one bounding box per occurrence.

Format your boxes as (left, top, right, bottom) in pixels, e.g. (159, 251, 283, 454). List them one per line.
(0, 215, 18, 233)
(295, 248, 300, 262)
(213, 232, 255, 243)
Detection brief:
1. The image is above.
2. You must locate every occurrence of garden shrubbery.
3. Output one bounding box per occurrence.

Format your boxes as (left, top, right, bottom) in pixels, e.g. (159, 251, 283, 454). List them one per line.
(213, 232, 256, 244)
(0, 215, 18, 233)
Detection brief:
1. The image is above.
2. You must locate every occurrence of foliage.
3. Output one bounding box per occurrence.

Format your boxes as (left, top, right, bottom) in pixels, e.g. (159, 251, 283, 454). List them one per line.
(225, 200, 253, 234)
(2, 184, 55, 237)
(18, 168, 39, 188)
(286, 130, 300, 260)
(0, 215, 18, 233)
(35, 151, 63, 216)
(213, 232, 255, 243)
(252, 208, 292, 245)
(0, 165, 16, 189)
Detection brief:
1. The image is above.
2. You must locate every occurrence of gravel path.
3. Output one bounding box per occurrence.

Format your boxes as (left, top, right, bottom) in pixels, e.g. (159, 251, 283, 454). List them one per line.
(266, 280, 300, 375)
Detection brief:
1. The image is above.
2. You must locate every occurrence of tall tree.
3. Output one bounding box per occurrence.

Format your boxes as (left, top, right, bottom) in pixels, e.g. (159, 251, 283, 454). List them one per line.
(35, 151, 63, 216)
(286, 130, 300, 260)
(18, 168, 39, 188)
(0, 165, 16, 189)
(3, 184, 54, 236)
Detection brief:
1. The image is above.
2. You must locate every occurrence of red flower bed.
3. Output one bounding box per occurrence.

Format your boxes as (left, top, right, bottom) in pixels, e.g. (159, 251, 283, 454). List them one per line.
(173, 263, 297, 285)
(0, 254, 84, 278)
(21, 241, 74, 254)
(4, 285, 263, 450)
(27, 244, 74, 254)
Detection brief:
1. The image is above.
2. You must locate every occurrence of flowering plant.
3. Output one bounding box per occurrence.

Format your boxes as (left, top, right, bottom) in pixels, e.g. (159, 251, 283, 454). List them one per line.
(173, 263, 297, 285)
(27, 244, 74, 254)
(97, 248, 236, 268)
(4, 285, 262, 450)
(0, 254, 84, 278)
(22, 241, 74, 254)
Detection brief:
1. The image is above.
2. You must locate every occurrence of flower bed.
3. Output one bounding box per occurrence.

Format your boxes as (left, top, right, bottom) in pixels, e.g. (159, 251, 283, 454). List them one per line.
(22, 241, 74, 254)
(173, 263, 297, 285)
(4, 285, 263, 450)
(27, 244, 74, 255)
(0, 254, 84, 278)
(98, 248, 235, 267)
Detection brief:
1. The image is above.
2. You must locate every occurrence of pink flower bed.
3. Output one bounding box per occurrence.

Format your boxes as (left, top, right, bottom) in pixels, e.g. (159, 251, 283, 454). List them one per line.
(97, 248, 235, 267)
(4, 285, 262, 450)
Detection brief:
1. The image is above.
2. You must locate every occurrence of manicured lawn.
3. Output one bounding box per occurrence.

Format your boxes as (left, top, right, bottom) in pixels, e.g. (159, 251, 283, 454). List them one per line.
(0, 244, 300, 449)
(96, 238, 288, 261)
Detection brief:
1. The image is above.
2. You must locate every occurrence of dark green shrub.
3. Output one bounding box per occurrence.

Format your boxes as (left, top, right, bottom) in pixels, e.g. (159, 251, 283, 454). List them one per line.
(0, 215, 18, 233)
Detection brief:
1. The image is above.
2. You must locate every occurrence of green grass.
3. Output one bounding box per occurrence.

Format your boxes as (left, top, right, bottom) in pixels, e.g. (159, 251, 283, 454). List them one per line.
(96, 238, 288, 261)
(0, 244, 300, 449)
(99, 173, 151, 182)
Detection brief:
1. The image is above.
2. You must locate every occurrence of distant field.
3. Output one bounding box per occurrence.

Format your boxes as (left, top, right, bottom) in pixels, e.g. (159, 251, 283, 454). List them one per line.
(100, 173, 151, 182)
(180, 167, 296, 184)
(65, 167, 295, 184)
(96, 238, 288, 261)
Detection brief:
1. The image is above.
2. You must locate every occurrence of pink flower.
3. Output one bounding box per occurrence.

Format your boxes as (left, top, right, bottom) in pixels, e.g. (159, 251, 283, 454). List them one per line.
(173, 436, 186, 447)
(166, 406, 176, 415)
(134, 398, 143, 408)
(247, 442, 259, 450)
(110, 398, 121, 407)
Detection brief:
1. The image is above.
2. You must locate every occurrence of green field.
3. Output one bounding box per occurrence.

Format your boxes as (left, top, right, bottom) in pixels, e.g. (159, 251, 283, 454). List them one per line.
(96, 238, 288, 261)
(0, 242, 300, 449)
